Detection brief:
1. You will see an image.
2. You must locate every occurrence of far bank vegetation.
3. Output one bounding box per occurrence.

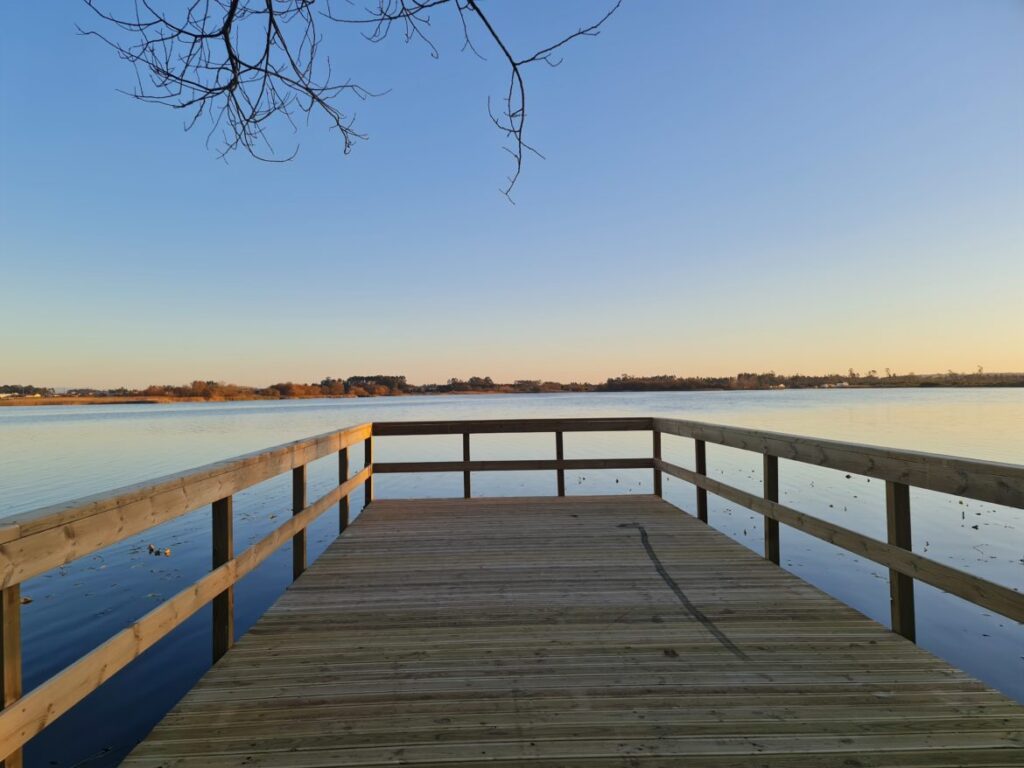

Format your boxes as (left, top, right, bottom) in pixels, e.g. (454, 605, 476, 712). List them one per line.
(2, 369, 1022, 406)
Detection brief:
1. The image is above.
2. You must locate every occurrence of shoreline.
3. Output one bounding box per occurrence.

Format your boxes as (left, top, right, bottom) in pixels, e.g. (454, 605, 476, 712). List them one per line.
(2, 383, 1021, 407)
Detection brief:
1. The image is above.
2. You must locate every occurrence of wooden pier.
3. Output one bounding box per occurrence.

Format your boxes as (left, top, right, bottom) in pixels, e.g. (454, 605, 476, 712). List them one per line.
(1, 418, 1022, 766)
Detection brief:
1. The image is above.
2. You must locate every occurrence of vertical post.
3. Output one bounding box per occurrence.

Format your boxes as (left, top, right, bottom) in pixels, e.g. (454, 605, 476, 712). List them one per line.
(364, 436, 374, 508)
(292, 465, 307, 580)
(555, 431, 566, 497)
(695, 439, 708, 523)
(886, 480, 916, 642)
(339, 446, 350, 533)
(212, 496, 234, 663)
(652, 430, 662, 497)
(763, 455, 780, 564)
(1, 585, 23, 768)
(462, 433, 472, 499)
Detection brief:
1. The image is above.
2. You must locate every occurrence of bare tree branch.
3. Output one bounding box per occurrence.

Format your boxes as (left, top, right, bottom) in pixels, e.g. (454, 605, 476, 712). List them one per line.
(81, 0, 621, 195)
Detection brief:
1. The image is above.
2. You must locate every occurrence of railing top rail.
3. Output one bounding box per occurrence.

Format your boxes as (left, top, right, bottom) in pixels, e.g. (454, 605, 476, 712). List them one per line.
(653, 417, 1024, 509)
(4, 414, 1021, 586)
(372, 417, 653, 436)
(0, 422, 372, 580)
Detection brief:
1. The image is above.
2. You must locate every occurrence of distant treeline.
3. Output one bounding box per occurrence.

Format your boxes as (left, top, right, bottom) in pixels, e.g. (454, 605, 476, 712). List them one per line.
(3, 370, 1022, 403)
(0, 384, 55, 396)
(599, 370, 1024, 391)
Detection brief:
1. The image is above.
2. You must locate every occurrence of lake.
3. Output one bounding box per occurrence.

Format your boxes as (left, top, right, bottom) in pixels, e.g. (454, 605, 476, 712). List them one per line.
(1, 389, 1022, 767)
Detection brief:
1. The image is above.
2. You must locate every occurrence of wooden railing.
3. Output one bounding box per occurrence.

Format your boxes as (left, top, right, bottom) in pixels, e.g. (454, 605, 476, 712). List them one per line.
(1, 415, 1022, 765)
(0, 423, 374, 768)
(374, 416, 1024, 637)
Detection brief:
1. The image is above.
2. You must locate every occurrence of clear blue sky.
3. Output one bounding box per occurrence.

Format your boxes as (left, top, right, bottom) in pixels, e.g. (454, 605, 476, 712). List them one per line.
(1, 1, 1021, 388)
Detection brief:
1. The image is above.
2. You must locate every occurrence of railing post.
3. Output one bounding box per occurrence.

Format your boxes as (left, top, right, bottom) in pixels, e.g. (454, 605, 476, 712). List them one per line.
(462, 433, 471, 499)
(339, 446, 350, 533)
(292, 465, 307, 580)
(211, 495, 234, 663)
(652, 430, 662, 497)
(1, 585, 23, 768)
(555, 431, 566, 497)
(695, 439, 708, 523)
(364, 436, 374, 508)
(886, 480, 916, 642)
(763, 455, 780, 564)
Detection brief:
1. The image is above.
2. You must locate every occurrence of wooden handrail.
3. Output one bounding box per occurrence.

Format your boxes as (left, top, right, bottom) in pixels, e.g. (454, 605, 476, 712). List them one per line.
(372, 417, 653, 436)
(654, 458, 1023, 622)
(0, 423, 373, 587)
(374, 458, 653, 473)
(0, 424, 372, 765)
(653, 417, 1024, 508)
(0, 465, 371, 760)
(1, 415, 1021, 764)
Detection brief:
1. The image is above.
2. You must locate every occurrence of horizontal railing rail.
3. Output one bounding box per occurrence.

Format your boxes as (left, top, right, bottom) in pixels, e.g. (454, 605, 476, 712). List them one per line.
(0, 422, 374, 767)
(372, 417, 653, 436)
(650, 417, 1024, 632)
(653, 458, 1023, 622)
(374, 458, 653, 473)
(1, 414, 1021, 766)
(653, 417, 1024, 509)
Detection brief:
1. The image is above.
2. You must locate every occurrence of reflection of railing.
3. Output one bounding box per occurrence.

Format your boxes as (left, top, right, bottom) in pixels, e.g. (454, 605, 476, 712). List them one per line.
(1, 415, 1022, 766)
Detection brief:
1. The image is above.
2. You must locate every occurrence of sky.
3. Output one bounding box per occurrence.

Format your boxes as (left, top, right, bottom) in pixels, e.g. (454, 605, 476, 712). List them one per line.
(1, 0, 1022, 388)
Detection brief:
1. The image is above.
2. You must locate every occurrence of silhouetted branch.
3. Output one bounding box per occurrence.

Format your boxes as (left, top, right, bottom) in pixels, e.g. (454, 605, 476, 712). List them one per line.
(82, 0, 621, 195)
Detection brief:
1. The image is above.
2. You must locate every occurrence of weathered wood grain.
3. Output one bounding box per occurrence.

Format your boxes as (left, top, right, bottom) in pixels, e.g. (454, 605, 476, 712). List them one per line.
(123, 495, 1023, 767)
(3, 415, 1023, 767)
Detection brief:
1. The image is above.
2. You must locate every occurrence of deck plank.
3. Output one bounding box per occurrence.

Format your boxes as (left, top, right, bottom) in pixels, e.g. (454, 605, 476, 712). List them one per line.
(124, 495, 1023, 767)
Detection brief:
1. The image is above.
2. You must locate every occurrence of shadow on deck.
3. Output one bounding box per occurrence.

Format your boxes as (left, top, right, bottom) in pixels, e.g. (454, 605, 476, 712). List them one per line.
(124, 495, 1023, 767)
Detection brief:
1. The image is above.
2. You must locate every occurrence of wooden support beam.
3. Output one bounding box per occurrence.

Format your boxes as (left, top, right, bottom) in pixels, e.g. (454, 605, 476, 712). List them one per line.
(695, 439, 708, 523)
(364, 437, 374, 507)
(339, 447, 349, 533)
(292, 466, 307, 580)
(211, 496, 233, 663)
(555, 432, 566, 497)
(763, 455, 780, 564)
(0, 585, 22, 768)
(886, 480, 916, 642)
(462, 433, 471, 499)
(652, 431, 662, 497)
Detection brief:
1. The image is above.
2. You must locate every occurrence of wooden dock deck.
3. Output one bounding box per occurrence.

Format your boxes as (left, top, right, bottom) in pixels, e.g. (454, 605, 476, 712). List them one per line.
(3, 417, 1022, 767)
(124, 495, 1023, 767)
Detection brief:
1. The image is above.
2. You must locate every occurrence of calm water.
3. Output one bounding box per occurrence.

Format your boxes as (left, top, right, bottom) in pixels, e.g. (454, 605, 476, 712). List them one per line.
(1, 389, 1022, 767)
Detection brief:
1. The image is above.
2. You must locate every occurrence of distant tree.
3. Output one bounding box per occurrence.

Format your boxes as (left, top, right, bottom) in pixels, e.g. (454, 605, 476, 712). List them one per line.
(320, 377, 347, 396)
(80, 0, 621, 196)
